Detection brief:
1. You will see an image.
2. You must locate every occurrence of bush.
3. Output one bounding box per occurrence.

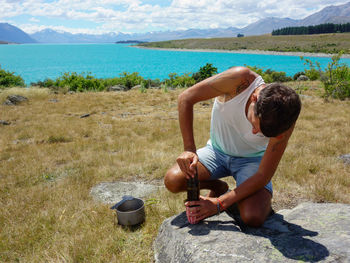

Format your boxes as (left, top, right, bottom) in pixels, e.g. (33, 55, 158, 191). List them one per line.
(166, 73, 195, 88)
(302, 52, 350, 99)
(56, 72, 106, 92)
(322, 52, 350, 99)
(301, 57, 321, 80)
(270, 71, 292, 82)
(246, 66, 292, 83)
(117, 72, 144, 90)
(0, 66, 25, 88)
(305, 68, 321, 81)
(192, 63, 218, 83)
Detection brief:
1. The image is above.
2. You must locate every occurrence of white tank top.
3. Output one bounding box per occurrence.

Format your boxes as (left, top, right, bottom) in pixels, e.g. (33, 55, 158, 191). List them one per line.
(209, 76, 269, 157)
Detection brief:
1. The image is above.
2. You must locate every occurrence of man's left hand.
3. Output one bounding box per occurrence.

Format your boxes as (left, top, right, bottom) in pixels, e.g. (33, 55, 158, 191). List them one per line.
(185, 196, 218, 224)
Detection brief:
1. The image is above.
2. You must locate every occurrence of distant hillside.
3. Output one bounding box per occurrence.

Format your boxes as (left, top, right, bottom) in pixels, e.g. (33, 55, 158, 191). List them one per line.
(299, 2, 350, 25)
(240, 17, 299, 36)
(138, 33, 350, 54)
(0, 23, 36, 43)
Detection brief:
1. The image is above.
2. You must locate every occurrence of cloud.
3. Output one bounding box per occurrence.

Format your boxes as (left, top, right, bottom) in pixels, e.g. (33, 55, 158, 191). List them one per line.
(29, 17, 40, 23)
(1, 0, 349, 34)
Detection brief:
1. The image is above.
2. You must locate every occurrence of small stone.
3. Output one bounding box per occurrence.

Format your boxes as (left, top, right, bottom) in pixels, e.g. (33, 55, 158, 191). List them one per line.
(339, 154, 350, 165)
(297, 75, 309, 81)
(108, 85, 127, 92)
(80, 113, 90, 118)
(131, 85, 141, 90)
(3, 100, 14, 105)
(0, 120, 10, 125)
(3, 95, 28, 105)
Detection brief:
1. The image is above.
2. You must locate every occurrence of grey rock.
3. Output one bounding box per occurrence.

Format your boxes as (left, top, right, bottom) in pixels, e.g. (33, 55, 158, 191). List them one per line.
(3, 100, 14, 105)
(80, 113, 90, 118)
(339, 154, 350, 165)
(90, 181, 161, 204)
(0, 120, 10, 125)
(297, 75, 309, 81)
(108, 85, 127, 92)
(154, 202, 350, 263)
(3, 95, 28, 105)
(131, 85, 141, 90)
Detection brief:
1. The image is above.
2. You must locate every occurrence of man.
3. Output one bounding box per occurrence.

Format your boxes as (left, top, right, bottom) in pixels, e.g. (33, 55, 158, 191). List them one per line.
(164, 66, 301, 227)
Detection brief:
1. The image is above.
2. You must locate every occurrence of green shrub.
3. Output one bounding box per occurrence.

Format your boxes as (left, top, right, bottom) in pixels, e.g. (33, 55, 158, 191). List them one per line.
(322, 52, 350, 99)
(301, 57, 321, 80)
(165, 72, 195, 88)
(31, 78, 58, 89)
(192, 63, 218, 83)
(56, 72, 106, 92)
(246, 66, 292, 83)
(161, 83, 169, 93)
(0, 66, 25, 88)
(139, 81, 147, 93)
(302, 52, 350, 99)
(305, 68, 321, 80)
(118, 72, 144, 90)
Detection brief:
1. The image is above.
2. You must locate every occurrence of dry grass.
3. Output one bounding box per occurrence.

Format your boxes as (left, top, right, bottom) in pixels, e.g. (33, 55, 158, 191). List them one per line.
(0, 84, 349, 262)
(139, 33, 350, 54)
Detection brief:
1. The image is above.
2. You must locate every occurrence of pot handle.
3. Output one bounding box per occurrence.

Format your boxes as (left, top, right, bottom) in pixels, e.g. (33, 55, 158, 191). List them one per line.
(110, 195, 134, 210)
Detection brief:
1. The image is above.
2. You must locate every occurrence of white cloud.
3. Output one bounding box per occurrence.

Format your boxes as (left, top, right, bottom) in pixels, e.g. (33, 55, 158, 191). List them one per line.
(1, 0, 349, 34)
(29, 17, 40, 22)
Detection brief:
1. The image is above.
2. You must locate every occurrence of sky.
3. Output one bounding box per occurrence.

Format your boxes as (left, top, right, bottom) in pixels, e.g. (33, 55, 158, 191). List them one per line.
(1, 0, 349, 35)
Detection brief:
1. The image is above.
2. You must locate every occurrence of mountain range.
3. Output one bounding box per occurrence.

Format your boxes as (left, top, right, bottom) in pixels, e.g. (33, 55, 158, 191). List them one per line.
(1, 1, 350, 44)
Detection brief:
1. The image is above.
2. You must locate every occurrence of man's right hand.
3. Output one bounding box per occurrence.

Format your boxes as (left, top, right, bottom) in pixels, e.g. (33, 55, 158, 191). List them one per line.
(176, 151, 198, 179)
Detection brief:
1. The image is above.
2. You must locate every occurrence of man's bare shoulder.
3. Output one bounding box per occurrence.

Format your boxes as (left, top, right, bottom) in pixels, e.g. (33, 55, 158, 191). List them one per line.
(213, 67, 259, 100)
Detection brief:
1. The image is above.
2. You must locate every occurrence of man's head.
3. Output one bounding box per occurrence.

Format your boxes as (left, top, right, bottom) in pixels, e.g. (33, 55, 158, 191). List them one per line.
(254, 83, 301, 137)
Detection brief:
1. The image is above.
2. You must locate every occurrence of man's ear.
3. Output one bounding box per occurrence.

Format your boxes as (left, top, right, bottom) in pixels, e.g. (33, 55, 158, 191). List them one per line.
(252, 93, 258, 102)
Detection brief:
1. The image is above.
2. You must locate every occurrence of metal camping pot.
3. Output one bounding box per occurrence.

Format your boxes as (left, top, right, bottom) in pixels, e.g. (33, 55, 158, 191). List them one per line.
(111, 196, 145, 226)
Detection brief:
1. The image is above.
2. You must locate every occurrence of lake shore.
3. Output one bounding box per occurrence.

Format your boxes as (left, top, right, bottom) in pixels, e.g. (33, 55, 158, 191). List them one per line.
(135, 46, 350, 58)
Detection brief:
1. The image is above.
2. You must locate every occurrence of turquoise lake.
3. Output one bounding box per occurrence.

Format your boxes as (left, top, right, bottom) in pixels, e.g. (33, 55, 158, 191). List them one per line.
(1, 43, 350, 85)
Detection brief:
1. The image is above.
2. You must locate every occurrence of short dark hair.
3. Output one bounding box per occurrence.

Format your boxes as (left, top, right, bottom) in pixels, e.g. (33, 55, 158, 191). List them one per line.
(255, 83, 301, 137)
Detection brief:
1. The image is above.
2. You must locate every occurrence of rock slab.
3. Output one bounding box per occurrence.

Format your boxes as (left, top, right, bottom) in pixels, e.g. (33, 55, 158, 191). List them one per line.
(90, 181, 160, 204)
(154, 203, 350, 263)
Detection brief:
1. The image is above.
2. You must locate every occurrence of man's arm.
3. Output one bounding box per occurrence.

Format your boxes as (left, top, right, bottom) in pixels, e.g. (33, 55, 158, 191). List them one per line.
(176, 67, 256, 177)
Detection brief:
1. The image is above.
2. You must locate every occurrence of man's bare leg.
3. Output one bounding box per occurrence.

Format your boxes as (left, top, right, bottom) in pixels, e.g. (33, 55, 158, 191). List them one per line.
(164, 161, 228, 197)
(237, 188, 272, 227)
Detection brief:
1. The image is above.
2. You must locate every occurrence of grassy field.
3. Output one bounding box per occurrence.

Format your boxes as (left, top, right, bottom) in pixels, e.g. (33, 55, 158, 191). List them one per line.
(138, 33, 350, 54)
(0, 84, 350, 262)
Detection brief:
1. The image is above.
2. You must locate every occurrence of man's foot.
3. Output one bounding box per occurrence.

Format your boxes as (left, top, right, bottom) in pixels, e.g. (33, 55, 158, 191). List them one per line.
(206, 180, 229, 197)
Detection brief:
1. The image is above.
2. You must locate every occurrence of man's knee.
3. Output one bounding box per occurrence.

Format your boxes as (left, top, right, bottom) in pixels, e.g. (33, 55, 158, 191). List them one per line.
(164, 166, 186, 193)
(240, 208, 266, 228)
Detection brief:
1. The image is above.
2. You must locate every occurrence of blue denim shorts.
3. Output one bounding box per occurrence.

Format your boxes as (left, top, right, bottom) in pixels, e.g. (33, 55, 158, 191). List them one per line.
(197, 143, 273, 194)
